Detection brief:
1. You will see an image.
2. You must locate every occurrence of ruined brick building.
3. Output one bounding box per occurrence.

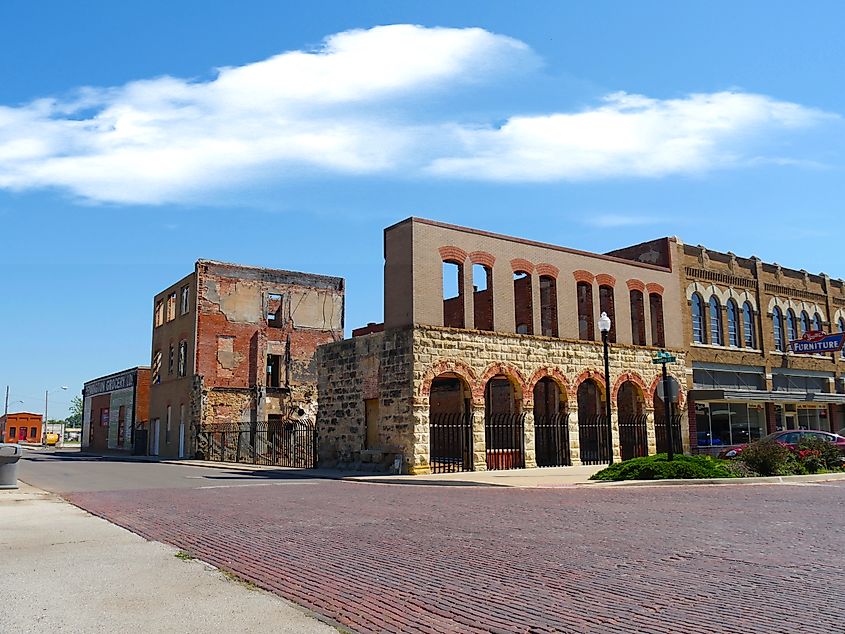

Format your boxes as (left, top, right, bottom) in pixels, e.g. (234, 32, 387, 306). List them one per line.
(148, 260, 344, 459)
(318, 218, 688, 474)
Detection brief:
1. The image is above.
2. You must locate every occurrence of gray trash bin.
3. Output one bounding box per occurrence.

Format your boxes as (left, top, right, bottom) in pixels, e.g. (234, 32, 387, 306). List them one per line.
(0, 443, 22, 489)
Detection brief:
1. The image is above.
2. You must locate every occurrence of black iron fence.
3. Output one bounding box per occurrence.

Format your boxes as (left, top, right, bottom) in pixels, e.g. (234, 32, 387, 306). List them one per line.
(579, 414, 611, 465)
(429, 412, 473, 474)
(655, 413, 683, 456)
(199, 420, 317, 468)
(618, 414, 649, 461)
(485, 413, 526, 470)
(535, 413, 571, 467)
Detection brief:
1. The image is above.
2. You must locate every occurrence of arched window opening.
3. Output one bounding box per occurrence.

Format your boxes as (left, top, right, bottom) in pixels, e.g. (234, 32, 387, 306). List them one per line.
(813, 312, 823, 333)
(472, 264, 493, 331)
(442, 260, 464, 328)
(800, 310, 811, 335)
(727, 299, 739, 347)
(577, 282, 594, 341)
(618, 381, 647, 460)
(709, 296, 723, 346)
(653, 376, 682, 455)
(691, 293, 706, 343)
(513, 271, 533, 335)
(773, 307, 785, 352)
(599, 285, 616, 343)
(786, 309, 798, 343)
(429, 376, 472, 474)
(649, 293, 665, 347)
(539, 275, 558, 337)
(577, 379, 609, 464)
(533, 377, 570, 467)
(485, 376, 524, 470)
(742, 302, 756, 348)
(630, 289, 646, 346)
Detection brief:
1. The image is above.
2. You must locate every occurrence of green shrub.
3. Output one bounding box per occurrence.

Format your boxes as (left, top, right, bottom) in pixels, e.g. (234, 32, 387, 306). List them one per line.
(590, 454, 737, 481)
(737, 438, 792, 476)
(796, 436, 844, 472)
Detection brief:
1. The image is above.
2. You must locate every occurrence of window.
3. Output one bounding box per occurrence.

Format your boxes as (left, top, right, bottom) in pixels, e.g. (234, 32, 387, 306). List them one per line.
(786, 309, 798, 343)
(695, 402, 765, 447)
(630, 289, 646, 346)
(649, 293, 664, 348)
(599, 285, 616, 344)
(267, 293, 286, 328)
(709, 296, 723, 346)
(513, 271, 533, 335)
(180, 285, 190, 315)
(472, 264, 493, 331)
(30, 427, 37, 438)
(154, 300, 164, 327)
(166, 292, 177, 322)
(8, 427, 15, 438)
(743, 302, 756, 348)
(267, 354, 282, 388)
(168, 344, 174, 375)
(442, 261, 464, 328)
(726, 299, 739, 347)
(177, 341, 187, 377)
(166, 406, 172, 444)
(117, 406, 126, 448)
(577, 282, 594, 341)
(100, 408, 110, 427)
(539, 276, 558, 337)
(800, 310, 811, 335)
(813, 313, 823, 333)
(152, 350, 162, 384)
(773, 307, 785, 351)
(691, 294, 706, 343)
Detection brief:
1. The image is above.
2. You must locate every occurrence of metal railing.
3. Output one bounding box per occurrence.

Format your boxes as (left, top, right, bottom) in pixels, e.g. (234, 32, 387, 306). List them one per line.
(199, 420, 317, 468)
(655, 414, 683, 456)
(618, 414, 649, 461)
(534, 413, 571, 467)
(429, 412, 473, 474)
(485, 413, 526, 470)
(578, 414, 611, 465)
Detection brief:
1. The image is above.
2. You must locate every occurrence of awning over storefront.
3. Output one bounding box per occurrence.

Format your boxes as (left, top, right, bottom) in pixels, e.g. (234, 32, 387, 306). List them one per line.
(689, 389, 845, 404)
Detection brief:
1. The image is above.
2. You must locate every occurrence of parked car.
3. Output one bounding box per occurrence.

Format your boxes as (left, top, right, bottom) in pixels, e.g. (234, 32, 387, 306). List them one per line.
(719, 430, 845, 459)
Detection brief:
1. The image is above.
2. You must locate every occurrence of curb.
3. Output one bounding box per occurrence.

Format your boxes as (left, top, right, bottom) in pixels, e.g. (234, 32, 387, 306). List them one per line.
(579, 471, 845, 487)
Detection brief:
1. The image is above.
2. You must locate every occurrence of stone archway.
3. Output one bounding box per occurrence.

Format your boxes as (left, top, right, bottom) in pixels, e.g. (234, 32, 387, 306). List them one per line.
(577, 378, 610, 465)
(617, 380, 647, 460)
(484, 373, 525, 470)
(653, 375, 682, 455)
(533, 376, 571, 467)
(428, 374, 473, 473)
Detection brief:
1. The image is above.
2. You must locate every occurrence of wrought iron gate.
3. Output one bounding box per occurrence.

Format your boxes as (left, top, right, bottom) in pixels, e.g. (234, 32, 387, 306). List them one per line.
(534, 413, 571, 467)
(485, 413, 525, 470)
(655, 413, 683, 455)
(578, 414, 611, 465)
(618, 414, 649, 461)
(200, 420, 317, 468)
(429, 412, 473, 474)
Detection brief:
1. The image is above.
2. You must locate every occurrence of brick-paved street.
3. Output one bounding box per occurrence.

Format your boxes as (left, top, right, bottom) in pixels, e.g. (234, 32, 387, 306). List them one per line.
(54, 468, 845, 634)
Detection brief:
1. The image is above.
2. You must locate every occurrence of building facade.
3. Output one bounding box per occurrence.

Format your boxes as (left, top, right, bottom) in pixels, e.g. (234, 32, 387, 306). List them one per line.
(667, 243, 845, 452)
(318, 218, 688, 474)
(0, 412, 43, 444)
(81, 367, 150, 453)
(149, 260, 344, 459)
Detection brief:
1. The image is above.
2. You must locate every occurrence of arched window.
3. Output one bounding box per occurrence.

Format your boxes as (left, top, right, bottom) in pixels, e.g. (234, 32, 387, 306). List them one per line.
(813, 312, 823, 333)
(513, 271, 533, 335)
(630, 289, 646, 346)
(709, 296, 723, 346)
(742, 302, 755, 348)
(472, 263, 493, 331)
(773, 307, 785, 352)
(691, 293, 706, 343)
(649, 293, 665, 347)
(800, 310, 811, 335)
(539, 275, 558, 337)
(726, 299, 739, 347)
(442, 260, 464, 328)
(599, 285, 616, 343)
(577, 282, 594, 341)
(786, 309, 798, 343)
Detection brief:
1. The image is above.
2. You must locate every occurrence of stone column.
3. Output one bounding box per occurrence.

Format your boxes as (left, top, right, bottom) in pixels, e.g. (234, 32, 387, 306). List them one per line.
(568, 407, 582, 466)
(645, 408, 656, 456)
(472, 404, 487, 471)
(523, 409, 537, 469)
(408, 403, 431, 475)
(610, 411, 622, 463)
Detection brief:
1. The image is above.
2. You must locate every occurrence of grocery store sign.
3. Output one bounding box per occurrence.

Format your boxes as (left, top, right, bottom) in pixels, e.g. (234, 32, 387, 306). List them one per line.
(789, 330, 845, 355)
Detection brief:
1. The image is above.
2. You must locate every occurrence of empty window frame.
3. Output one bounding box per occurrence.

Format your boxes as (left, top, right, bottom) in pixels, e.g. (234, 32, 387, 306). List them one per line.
(168, 344, 175, 375)
(630, 289, 646, 346)
(786, 309, 798, 343)
(709, 296, 723, 346)
(166, 292, 177, 322)
(726, 299, 740, 347)
(513, 271, 533, 335)
(539, 275, 558, 337)
(472, 264, 494, 331)
(743, 302, 756, 348)
(166, 405, 172, 445)
(691, 293, 706, 344)
(649, 292, 665, 348)
(442, 261, 465, 329)
(773, 306, 785, 352)
(152, 350, 162, 384)
(599, 285, 616, 344)
(180, 285, 190, 315)
(577, 282, 594, 341)
(177, 341, 187, 377)
(267, 293, 286, 328)
(154, 300, 164, 327)
(267, 354, 282, 388)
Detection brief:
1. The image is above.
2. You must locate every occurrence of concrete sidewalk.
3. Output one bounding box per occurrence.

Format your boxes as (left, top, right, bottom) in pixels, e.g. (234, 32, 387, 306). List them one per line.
(0, 483, 338, 634)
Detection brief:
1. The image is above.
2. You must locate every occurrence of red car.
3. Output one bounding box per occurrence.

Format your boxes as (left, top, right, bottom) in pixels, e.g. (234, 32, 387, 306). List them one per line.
(719, 430, 845, 459)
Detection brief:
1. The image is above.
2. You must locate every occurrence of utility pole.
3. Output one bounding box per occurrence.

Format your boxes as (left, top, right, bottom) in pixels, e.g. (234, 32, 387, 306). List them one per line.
(2, 385, 8, 443)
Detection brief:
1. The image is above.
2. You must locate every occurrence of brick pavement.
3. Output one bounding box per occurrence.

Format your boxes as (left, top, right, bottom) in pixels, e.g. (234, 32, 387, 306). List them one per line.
(65, 481, 845, 633)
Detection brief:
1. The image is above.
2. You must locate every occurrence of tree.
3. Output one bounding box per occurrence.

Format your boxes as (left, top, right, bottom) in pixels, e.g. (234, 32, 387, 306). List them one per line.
(65, 395, 83, 427)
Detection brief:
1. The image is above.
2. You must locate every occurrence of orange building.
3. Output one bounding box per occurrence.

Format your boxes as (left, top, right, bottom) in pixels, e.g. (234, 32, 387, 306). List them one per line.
(1, 412, 43, 444)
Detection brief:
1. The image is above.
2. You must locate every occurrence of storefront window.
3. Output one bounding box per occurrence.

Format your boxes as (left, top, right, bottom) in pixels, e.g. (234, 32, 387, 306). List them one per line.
(697, 402, 765, 447)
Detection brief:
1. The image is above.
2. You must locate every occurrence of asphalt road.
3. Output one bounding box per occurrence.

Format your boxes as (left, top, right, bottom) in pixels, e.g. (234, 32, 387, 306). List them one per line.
(19, 450, 845, 634)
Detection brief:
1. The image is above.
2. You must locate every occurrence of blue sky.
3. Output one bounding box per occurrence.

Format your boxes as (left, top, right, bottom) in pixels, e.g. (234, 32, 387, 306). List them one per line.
(2, 1, 844, 418)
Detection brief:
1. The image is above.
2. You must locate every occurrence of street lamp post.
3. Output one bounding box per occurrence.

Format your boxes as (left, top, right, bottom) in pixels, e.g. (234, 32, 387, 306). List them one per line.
(43, 386, 68, 444)
(598, 311, 613, 464)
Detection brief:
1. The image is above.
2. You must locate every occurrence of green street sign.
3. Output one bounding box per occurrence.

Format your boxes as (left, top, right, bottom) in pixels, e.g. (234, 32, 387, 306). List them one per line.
(652, 351, 677, 364)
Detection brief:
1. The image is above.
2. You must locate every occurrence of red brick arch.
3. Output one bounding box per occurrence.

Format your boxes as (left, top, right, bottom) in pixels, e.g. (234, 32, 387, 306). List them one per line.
(536, 263, 559, 279)
(611, 371, 649, 402)
(595, 273, 616, 287)
(647, 373, 686, 409)
(420, 359, 477, 400)
(646, 282, 664, 295)
(510, 258, 534, 274)
(477, 363, 528, 403)
(626, 279, 646, 293)
(469, 251, 496, 268)
(438, 246, 468, 264)
(573, 270, 595, 284)
(526, 367, 571, 408)
(572, 369, 607, 401)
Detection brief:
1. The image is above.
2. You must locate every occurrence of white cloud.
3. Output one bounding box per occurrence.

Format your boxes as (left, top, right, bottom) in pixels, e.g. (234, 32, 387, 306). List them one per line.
(0, 24, 835, 205)
(427, 92, 835, 181)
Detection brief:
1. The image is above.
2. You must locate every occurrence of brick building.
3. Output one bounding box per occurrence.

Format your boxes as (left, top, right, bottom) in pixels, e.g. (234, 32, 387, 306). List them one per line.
(318, 218, 688, 474)
(149, 260, 344, 459)
(0, 412, 43, 444)
(81, 367, 150, 453)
